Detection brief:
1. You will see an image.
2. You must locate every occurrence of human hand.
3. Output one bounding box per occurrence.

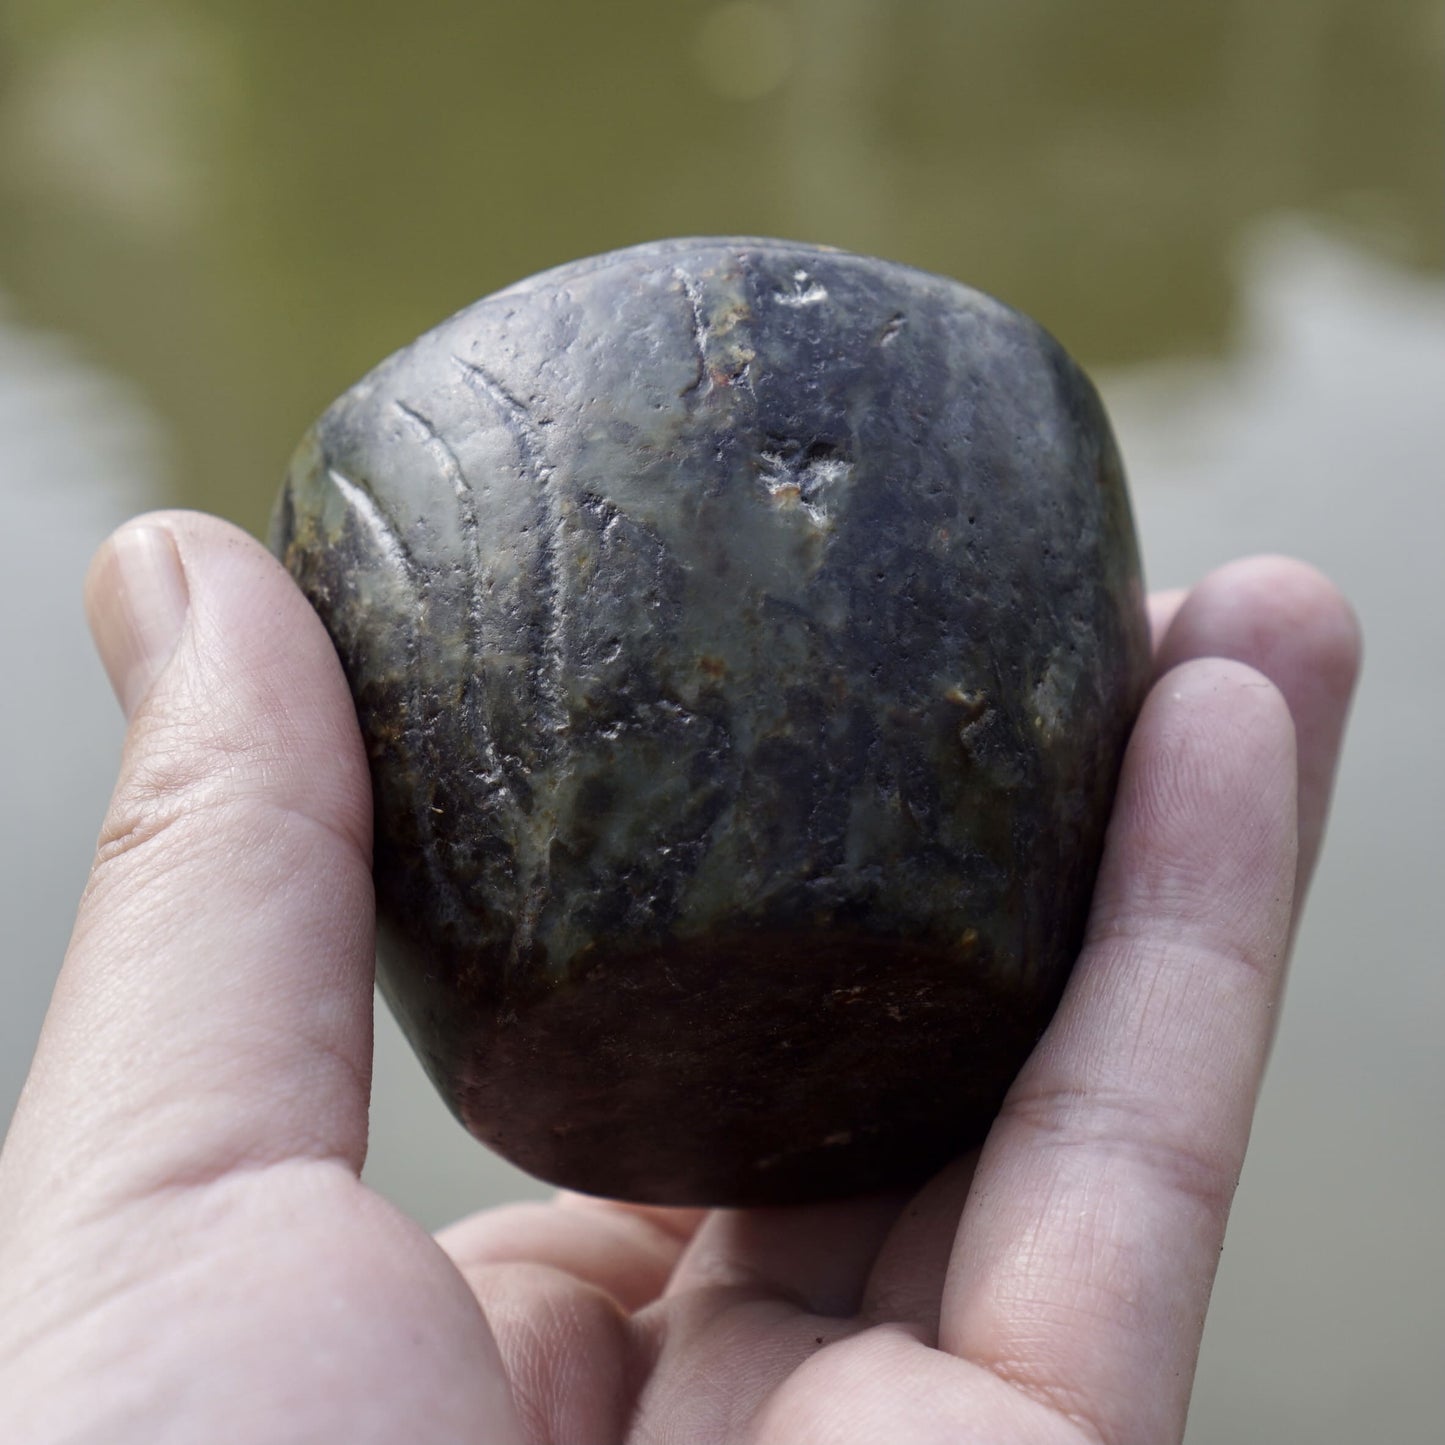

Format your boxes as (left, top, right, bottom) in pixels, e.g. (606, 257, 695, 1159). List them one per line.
(0, 513, 1358, 1443)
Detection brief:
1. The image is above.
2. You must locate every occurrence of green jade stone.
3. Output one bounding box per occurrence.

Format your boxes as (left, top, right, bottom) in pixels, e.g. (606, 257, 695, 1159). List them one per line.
(271, 238, 1151, 1206)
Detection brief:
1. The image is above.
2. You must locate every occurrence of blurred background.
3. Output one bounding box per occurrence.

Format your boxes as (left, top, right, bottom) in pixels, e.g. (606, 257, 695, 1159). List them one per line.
(1, 1, 1441, 1438)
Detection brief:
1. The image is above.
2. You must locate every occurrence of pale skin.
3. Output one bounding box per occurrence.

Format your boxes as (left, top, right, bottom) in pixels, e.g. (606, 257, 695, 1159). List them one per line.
(0, 513, 1359, 1444)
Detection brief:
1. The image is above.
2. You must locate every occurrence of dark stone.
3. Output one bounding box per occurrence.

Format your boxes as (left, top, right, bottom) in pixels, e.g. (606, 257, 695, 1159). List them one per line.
(270, 238, 1151, 1205)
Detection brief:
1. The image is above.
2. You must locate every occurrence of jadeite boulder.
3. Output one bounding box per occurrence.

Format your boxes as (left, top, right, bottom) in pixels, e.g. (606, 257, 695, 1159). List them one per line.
(271, 238, 1151, 1205)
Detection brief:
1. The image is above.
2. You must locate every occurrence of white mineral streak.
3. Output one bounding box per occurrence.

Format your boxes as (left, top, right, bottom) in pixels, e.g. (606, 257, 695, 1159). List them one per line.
(775, 269, 829, 307)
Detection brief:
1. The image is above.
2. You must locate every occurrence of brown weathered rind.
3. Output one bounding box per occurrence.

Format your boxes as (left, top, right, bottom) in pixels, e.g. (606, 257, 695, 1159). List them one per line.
(271, 237, 1150, 1205)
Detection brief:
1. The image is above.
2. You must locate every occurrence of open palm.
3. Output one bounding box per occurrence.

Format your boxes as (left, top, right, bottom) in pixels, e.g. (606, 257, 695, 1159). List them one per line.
(0, 515, 1357, 1444)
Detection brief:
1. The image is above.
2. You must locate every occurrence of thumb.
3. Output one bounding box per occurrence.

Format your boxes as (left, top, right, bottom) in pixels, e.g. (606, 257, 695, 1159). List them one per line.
(1, 512, 376, 1220)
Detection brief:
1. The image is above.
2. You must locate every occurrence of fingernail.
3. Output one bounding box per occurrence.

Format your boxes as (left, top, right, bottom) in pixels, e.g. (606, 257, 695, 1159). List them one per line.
(86, 523, 190, 719)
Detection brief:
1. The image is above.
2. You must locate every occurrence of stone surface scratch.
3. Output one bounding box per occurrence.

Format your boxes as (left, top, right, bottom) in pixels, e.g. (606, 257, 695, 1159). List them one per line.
(393, 400, 512, 800)
(674, 266, 709, 396)
(326, 464, 421, 585)
(323, 462, 469, 931)
(451, 355, 567, 741)
(449, 357, 566, 973)
(393, 399, 481, 581)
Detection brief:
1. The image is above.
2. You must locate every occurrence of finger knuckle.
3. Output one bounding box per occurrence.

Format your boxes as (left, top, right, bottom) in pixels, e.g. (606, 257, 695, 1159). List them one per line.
(1001, 1083, 1239, 1218)
(89, 732, 259, 886)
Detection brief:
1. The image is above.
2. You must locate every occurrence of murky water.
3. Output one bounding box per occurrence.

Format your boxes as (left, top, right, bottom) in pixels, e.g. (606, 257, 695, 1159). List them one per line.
(2, 3, 1442, 1439)
(1, 0, 1440, 530)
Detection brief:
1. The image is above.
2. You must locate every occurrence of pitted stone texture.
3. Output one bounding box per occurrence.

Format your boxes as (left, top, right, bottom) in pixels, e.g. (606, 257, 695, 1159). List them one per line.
(272, 238, 1150, 1204)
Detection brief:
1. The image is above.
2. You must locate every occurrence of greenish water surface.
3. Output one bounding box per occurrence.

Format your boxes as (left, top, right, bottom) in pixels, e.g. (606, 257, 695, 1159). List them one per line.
(1, 0, 1440, 534)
